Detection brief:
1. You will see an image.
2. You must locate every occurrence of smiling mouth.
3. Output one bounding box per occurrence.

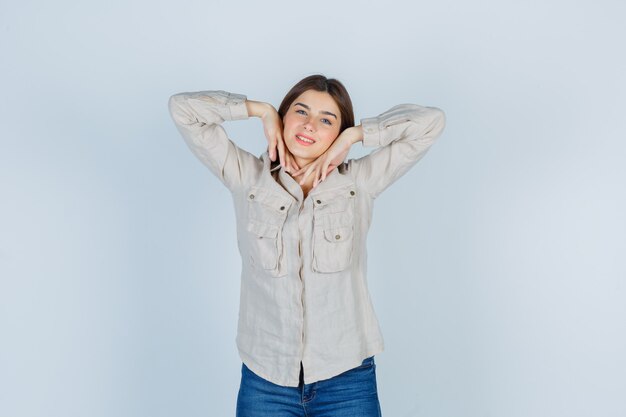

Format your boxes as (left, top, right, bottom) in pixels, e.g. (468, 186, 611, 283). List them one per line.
(296, 135, 315, 144)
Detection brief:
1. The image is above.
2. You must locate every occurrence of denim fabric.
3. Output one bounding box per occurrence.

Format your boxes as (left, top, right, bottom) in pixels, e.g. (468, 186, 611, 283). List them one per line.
(236, 356, 382, 417)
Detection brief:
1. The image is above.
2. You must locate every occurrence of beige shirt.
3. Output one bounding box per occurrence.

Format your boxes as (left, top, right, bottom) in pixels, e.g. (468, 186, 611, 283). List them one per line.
(168, 89, 446, 387)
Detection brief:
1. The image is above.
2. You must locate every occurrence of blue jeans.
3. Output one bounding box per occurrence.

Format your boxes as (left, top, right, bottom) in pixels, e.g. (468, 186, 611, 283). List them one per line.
(236, 356, 382, 416)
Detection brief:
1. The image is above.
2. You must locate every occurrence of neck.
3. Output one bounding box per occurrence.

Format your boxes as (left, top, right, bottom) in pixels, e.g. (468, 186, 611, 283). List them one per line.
(293, 155, 314, 171)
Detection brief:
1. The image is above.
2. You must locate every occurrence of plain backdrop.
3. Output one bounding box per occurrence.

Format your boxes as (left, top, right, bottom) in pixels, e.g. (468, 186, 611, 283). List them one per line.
(1, 1, 625, 416)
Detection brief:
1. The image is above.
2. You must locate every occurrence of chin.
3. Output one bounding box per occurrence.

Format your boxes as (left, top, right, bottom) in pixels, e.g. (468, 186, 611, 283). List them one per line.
(285, 142, 315, 158)
(293, 148, 321, 159)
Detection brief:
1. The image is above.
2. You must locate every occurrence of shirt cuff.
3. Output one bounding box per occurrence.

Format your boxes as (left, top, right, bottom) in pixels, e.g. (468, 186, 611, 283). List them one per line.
(360, 115, 381, 148)
(225, 92, 249, 120)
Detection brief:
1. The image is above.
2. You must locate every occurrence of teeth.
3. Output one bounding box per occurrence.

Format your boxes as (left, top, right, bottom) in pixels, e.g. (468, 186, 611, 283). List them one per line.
(297, 135, 314, 143)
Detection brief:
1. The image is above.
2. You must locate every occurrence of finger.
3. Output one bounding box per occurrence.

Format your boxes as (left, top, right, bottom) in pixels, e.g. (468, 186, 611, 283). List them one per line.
(323, 161, 336, 181)
(283, 153, 290, 172)
(299, 164, 316, 185)
(292, 162, 309, 177)
(313, 167, 319, 188)
(265, 135, 271, 161)
(288, 154, 300, 174)
(291, 159, 300, 173)
(325, 164, 334, 178)
(284, 153, 294, 173)
(292, 163, 303, 177)
(299, 167, 312, 185)
(284, 148, 297, 172)
(276, 134, 286, 168)
(294, 158, 315, 176)
(321, 158, 330, 182)
(268, 136, 277, 161)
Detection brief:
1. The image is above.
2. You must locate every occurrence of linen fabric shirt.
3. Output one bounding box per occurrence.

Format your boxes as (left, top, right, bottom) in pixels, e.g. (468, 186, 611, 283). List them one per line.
(168, 89, 446, 387)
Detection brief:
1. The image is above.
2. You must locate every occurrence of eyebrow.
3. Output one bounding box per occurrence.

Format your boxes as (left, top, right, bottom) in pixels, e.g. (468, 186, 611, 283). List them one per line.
(294, 102, 337, 120)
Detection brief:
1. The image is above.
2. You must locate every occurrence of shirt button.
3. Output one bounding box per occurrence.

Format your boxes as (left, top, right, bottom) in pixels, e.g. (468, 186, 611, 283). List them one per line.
(335, 234, 341, 240)
(350, 190, 355, 196)
(280, 206, 285, 210)
(249, 194, 255, 199)
(316, 199, 322, 204)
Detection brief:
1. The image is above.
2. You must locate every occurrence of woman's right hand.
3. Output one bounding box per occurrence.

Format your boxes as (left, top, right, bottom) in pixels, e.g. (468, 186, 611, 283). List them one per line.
(246, 100, 300, 172)
(259, 105, 300, 173)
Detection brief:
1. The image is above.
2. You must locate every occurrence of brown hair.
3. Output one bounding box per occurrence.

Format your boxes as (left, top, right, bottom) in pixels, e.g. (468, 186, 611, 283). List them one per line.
(278, 74, 355, 134)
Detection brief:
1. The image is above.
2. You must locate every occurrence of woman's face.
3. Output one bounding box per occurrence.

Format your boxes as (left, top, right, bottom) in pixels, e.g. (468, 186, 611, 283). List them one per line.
(282, 89, 342, 164)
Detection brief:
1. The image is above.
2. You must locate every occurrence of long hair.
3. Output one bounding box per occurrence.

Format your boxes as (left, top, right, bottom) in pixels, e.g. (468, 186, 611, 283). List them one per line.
(278, 74, 355, 134)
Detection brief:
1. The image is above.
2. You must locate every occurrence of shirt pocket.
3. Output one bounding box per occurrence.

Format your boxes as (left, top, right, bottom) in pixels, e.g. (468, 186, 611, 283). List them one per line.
(311, 186, 357, 273)
(246, 186, 292, 277)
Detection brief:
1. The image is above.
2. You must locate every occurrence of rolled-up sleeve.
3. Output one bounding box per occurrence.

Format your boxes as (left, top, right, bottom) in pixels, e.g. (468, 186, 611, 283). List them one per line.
(348, 103, 446, 199)
(168, 90, 254, 190)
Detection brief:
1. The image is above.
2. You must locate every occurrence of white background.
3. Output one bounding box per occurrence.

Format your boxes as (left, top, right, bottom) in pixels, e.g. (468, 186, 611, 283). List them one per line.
(1, 1, 625, 416)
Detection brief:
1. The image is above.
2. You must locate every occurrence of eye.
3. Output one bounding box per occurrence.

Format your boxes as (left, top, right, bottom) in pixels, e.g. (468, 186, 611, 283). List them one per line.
(322, 118, 332, 125)
(296, 109, 306, 115)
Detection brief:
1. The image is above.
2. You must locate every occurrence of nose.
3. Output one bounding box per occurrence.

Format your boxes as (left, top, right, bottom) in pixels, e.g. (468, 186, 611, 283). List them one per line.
(303, 120, 315, 132)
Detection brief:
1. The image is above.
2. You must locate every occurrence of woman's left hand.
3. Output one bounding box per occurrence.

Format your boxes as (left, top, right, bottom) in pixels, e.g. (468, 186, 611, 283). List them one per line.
(292, 126, 362, 188)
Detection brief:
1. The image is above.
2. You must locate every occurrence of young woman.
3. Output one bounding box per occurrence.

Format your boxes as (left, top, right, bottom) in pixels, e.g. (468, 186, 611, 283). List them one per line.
(168, 74, 446, 417)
